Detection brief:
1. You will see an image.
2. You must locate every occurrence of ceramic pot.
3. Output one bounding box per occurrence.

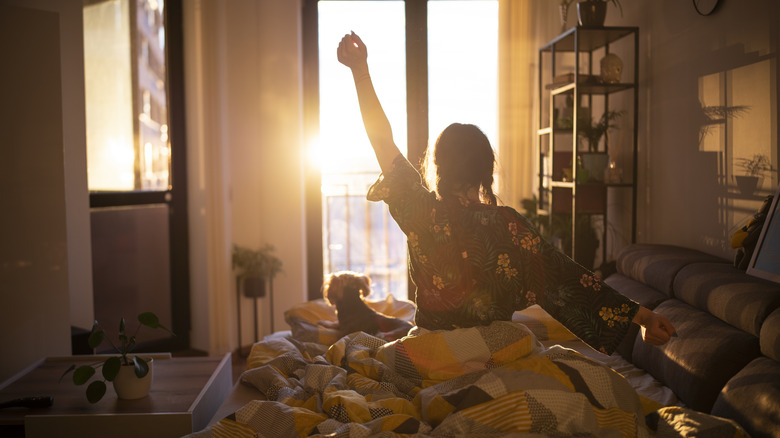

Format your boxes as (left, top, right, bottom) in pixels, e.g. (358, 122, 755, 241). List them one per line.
(112, 357, 153, 400)
(243, 275, 266, 298)
(577, 0, 607, 27)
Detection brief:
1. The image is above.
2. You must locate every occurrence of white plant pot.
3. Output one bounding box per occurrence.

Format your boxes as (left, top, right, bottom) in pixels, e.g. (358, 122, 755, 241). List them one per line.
(112, 357, 153, 400)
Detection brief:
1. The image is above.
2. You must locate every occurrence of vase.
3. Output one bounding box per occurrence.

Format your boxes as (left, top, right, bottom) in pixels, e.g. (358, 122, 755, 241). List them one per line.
(577, 0, 607, 27)
(113, 357, 153, 400)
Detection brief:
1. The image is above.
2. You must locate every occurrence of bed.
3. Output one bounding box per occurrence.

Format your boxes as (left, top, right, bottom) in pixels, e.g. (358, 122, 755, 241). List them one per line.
(187, 297, 747, 437)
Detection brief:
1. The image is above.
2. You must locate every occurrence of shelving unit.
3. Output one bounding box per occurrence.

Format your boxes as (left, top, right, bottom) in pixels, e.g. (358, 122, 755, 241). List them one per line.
(536, 26, 639, 269)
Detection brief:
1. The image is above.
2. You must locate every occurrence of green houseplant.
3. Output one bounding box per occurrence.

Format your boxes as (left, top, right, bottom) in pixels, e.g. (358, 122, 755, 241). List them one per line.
(578, 110, 624, 153)
(232, 243, 283, 298)
(60, 312, 173, 403)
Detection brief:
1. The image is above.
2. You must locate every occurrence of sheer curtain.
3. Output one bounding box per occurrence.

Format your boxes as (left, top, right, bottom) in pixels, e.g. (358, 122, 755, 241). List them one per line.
(497, 0, 559, 211)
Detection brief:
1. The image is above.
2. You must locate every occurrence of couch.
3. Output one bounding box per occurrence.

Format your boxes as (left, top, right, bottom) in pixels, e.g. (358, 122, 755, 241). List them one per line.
(604, 243, 780, 438)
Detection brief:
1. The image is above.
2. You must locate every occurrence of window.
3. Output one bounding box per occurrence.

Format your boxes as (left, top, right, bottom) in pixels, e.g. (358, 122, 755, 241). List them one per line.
(82, 0, 188, 350)
(313, 0, 497, 301)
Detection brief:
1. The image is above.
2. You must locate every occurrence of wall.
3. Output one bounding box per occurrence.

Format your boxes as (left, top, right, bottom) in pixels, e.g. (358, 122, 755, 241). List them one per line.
(0, 4, 74, 382)
(0, 0, 93, 332)
(624, 0, 779, 258)
(185, 0, 308, 354)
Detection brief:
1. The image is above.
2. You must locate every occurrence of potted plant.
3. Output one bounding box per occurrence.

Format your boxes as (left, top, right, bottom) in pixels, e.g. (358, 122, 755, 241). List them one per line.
(577, 110, 624, 182)
(578, 110, 624, 153)
(577, 0, 622, 27)
(60, 312, 173, 403)
(232, 243, 283, 298)
(735, 154, 776, 195)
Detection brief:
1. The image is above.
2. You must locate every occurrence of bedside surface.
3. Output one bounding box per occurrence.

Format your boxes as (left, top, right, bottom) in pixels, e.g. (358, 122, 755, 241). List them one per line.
(0, 354, 232, 437)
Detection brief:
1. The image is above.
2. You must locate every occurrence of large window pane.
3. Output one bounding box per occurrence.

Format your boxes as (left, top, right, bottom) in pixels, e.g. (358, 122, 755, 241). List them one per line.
(84, 0, 170, 191)
(428, 1, 499, 157)
(318, 1, 408, 301)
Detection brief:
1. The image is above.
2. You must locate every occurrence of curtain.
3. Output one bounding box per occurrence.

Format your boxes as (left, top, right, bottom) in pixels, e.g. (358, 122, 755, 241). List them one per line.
(497, 0, 560, 212)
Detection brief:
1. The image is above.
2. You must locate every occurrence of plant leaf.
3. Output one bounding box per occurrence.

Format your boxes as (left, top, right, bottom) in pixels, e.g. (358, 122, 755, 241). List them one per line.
(86, 380, 106, 404)
(133, 356, 149, 378)
(59, 364, 76, 383)
(87, 328, 105, 349)
(73, 365, 96, 385)
(138, 312, 159, 328)
(119, 317, 126, 334)
(138, 311, 174, 335)
(103, 356, 121, 381)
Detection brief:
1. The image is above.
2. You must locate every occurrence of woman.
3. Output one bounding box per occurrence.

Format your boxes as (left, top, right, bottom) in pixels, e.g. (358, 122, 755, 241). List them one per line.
(337, 32, 675, 354)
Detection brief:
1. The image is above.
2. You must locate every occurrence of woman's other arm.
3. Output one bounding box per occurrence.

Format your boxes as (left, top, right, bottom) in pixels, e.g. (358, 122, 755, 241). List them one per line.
(633, 306, 677, 345)
(337, 32, 402, 174)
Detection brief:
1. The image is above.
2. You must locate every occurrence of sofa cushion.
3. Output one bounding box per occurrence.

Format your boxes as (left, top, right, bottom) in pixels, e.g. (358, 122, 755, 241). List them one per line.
(604, 273, 669, 360)
(632, 300, 761, 413)
(761, 307, 780, 362)
(711, 356, 780, 438)
(673, 263, 780, 337)
(615, 244, 728, 297)
(604, 273, 669, 308)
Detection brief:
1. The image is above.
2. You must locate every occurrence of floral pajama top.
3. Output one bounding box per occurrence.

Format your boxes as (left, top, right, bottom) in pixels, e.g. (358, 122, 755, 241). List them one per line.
(367, 154, 639, 355)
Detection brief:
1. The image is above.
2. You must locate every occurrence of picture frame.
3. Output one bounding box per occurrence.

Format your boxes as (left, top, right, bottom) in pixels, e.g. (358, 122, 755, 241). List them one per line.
(747, 182, 780, 283)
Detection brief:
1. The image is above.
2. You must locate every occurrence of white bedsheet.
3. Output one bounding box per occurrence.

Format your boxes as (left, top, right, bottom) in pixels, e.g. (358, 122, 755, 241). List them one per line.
(543, 339, 682, 408)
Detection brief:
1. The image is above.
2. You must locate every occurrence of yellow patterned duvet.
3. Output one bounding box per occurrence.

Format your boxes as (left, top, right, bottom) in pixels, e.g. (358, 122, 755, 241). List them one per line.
(188, 301, 746, 438)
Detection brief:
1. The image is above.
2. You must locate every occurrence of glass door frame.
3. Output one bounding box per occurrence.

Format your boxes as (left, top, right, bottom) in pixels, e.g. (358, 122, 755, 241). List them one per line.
(88, 0, 190, 351)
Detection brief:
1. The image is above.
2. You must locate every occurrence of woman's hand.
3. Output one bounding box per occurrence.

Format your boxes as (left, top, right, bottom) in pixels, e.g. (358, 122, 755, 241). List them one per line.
(337, 31, 368, 72)
(633, 306, 677, 345)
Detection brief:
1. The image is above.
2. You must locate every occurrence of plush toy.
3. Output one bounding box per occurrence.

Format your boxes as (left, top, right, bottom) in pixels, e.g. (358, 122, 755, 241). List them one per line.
(732, 195, 774, 270)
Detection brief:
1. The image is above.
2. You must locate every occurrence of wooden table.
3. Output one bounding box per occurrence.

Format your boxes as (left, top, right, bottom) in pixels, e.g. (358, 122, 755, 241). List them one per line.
(0, 353, 232, 438)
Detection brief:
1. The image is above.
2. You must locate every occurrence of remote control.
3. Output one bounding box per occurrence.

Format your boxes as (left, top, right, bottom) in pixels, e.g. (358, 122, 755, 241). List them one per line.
(0, 396, 54, 409)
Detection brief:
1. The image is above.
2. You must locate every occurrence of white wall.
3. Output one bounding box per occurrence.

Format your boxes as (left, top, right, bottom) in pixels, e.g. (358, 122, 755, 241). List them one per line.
(0, 0, 93, 332)
(185, 0, 308, 354)
(0, 3, 75, 383)
(625, 0, 779, 258)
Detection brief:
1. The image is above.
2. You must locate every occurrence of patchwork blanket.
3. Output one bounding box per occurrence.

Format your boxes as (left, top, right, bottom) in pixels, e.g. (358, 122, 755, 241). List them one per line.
(188, 300, 747, 438)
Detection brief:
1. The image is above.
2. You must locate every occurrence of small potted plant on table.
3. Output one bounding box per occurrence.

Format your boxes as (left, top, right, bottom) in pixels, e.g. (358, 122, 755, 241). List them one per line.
(61, 312, 173, 403)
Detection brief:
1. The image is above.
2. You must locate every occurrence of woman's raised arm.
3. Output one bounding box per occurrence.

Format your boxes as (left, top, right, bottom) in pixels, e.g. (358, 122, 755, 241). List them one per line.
(337, 32, 402, 174)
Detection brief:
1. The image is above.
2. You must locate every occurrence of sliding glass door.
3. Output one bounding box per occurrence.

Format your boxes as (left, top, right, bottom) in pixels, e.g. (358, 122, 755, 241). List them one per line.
(83, 0, 188, 350)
